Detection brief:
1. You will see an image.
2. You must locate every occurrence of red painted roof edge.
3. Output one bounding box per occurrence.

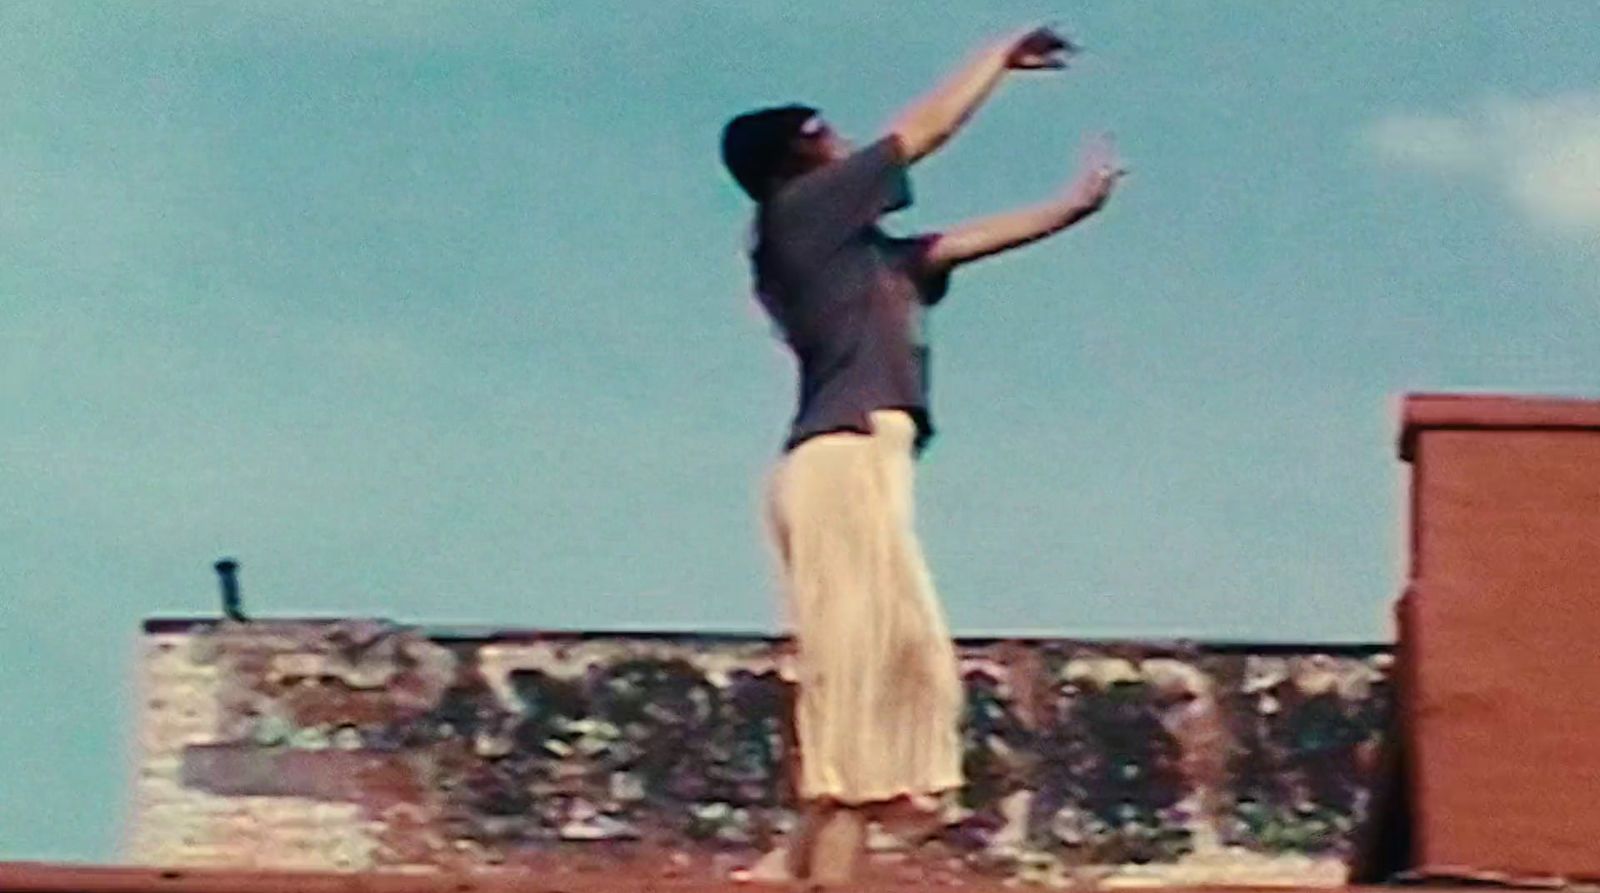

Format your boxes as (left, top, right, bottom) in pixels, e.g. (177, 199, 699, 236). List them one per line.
(0, 863, 1392, 893)
(1399, 392, 1600, 462)
(0, 863, 526, 893)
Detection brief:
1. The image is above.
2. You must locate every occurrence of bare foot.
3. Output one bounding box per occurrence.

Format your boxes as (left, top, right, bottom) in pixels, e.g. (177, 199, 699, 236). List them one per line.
(730, 845, 795, 884)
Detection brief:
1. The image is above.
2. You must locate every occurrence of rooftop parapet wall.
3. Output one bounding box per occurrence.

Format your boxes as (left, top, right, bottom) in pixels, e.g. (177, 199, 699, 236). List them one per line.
(131, 620, 1390, 887)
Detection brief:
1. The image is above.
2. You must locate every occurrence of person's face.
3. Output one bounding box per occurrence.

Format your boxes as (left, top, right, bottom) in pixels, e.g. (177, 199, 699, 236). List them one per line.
(796, 116, 851, 166)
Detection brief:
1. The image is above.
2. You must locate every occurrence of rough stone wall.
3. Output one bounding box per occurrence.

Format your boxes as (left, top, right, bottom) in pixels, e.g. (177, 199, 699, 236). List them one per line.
(129, 620, 1390, 887)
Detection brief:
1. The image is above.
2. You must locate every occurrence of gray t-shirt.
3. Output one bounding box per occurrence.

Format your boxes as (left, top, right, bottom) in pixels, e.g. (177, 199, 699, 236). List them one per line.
(753, 137, 951, 454)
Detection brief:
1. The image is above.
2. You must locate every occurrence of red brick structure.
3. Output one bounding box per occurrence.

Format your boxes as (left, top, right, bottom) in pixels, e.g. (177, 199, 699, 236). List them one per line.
(1399, 393, 1600, 883)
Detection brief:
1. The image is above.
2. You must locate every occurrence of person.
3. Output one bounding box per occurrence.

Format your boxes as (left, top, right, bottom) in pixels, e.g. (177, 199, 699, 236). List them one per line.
(719, 25, 1124, 888)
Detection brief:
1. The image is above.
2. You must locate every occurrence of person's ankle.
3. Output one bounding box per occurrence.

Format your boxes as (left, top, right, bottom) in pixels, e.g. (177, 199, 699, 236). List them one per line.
(807, 807, 864, 887)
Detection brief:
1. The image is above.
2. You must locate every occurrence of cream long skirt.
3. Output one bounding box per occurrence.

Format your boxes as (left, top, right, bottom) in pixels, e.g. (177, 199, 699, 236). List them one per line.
(765, 409, 965, 805)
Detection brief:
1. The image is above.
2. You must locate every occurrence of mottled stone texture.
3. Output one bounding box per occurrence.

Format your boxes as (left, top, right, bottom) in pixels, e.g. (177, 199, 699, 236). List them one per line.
(130, 621, 1390, 887)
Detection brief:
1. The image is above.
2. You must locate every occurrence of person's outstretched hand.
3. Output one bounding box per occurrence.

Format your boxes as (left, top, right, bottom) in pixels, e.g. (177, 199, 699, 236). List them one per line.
(1065, 132, 1126, 214)
(1006, 25, 1077, 70)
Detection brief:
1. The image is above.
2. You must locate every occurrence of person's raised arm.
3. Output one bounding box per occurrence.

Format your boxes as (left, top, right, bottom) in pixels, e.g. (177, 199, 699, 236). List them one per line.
(889, 26, 1073, 164)
(924, 133, 1124, 271)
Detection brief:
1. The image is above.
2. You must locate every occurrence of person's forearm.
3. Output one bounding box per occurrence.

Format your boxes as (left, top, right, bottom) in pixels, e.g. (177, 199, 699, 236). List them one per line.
(889, 40, 1013, 163)
(926, 197, 1096, 269)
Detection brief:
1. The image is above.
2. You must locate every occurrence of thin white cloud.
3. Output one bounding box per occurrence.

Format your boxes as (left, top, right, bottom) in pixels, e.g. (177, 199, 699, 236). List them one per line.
(1366, 91, 1600, 235)
(1367, 113, 1485, 174)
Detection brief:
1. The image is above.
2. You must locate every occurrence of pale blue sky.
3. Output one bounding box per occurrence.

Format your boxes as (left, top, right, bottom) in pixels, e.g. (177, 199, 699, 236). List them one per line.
(4, 0, 1599, 862)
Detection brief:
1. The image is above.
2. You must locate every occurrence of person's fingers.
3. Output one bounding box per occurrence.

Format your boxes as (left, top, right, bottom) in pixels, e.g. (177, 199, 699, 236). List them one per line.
(1008, 23, 1052, 57)
(1014, 46, 1068, 68)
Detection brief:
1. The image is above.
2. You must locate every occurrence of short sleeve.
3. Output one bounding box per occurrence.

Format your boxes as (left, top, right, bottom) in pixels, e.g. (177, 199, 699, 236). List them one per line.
(885, 234, 952, 307)
(766, 137, 912, 263)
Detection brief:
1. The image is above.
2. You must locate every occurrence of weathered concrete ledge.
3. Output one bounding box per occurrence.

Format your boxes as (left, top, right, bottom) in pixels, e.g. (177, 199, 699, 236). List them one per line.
(130, 619, 1391, 888)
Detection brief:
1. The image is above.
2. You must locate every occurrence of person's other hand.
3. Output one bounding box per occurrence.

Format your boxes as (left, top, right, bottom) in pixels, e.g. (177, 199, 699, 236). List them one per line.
(1006, 25, 1076, 70)
(1064, 132, 1126, 213)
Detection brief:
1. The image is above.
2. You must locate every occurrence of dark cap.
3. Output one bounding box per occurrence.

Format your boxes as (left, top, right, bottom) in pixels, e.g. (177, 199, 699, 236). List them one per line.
(720, 104, 818, 201)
